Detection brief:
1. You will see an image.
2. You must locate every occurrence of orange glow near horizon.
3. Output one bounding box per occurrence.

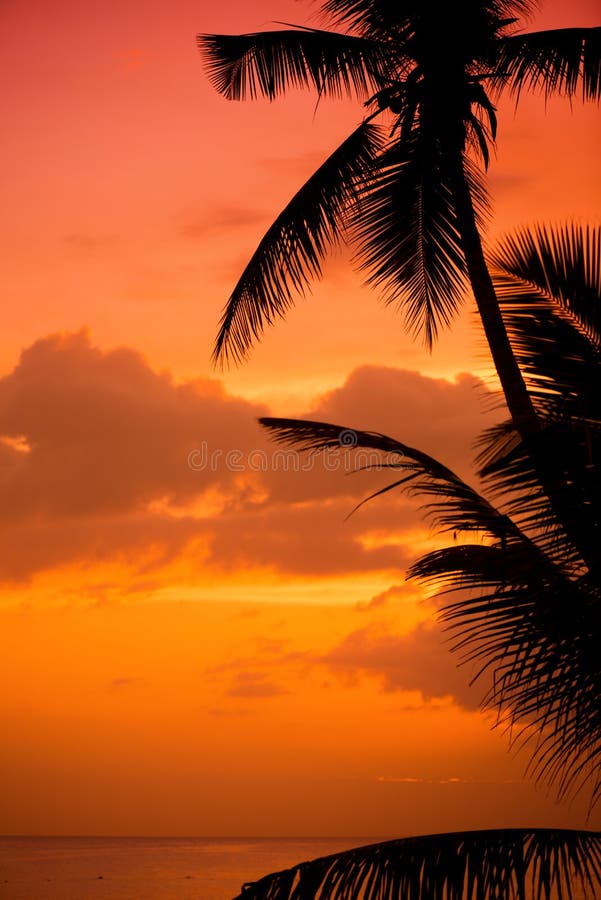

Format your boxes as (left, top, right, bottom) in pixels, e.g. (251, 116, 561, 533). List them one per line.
(0, 0, 600, 838)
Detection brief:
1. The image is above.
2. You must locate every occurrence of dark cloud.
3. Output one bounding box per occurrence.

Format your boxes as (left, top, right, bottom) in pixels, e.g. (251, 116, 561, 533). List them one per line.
(206, 500, 412, 575)
(0, 331, 497, 583)
(0, 329, 267, 519)
(225, 671, 289, 699)
(354, 584, 403, 612)
(204, 616, 487, 712)
(0, 513, 201, 582)
(320, 622, 486, 710)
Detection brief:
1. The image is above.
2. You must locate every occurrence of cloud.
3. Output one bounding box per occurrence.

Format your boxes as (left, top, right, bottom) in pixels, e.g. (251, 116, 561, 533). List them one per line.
(320, 622, 486, 710)
(109, 676, 143, 690)
(354, 584, 403, 612)
(206, 500, 412, 575)
(0, 328, 266, 516)
(0, 331, 496, 584)
(0, 514, 203, 582)
(178, 207, 266, 238)
(0, 330, 268, 580)
(225, 671, 289, 699)
(204, 616, 487, 713)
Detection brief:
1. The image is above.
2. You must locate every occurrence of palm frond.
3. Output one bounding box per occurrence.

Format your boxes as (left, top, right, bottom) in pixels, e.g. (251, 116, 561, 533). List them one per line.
(484, 225, 601, 468)
(482, 287, 601, 411)
(480, 223, 601, 572)
(213, 122, 384, 365)
(317, 0, 413, 38)
(460, 78, 499, 171)
(410, 544, 601, 803)
(318, 1, 539, 39)
(258, 417, 516, 541)
(489, 222, 601, 347)
(480, 429, 600, 583)
(475, 420, 521, 473)
(198, 28, 387, 101)
(352, 139, 489, 347)
(234, 828, 601, 900)
(475, 424, 596, 574)
(496, 27, 601, 101)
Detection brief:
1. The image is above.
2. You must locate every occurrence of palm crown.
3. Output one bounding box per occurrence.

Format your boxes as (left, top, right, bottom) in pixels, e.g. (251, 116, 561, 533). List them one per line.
(200, 1, 600, 437)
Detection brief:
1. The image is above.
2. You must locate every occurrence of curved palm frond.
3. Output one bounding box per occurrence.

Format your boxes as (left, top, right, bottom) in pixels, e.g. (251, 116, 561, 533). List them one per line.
(480, 303, 600, 415)
(496, 27, 601, 100)
(257, 414, 586, 574)
(213, 121, 383, 365)
(490, 222, 601, 348)
(258, 417, 514, 540)
(234, 828, 601, 900)
(198, 28, 387, 101)
(352, 138, 490, 347)
(464, 81, 499, 170)
(479, 223, 601, 571)
(482, 224, 601, 465)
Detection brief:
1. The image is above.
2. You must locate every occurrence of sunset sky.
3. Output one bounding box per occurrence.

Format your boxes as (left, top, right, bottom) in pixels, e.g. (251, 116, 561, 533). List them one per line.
(1, 0, 600, 838)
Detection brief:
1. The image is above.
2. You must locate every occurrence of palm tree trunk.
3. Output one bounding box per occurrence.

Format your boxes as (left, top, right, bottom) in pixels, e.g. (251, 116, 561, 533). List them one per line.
(452, 161, 541, 441)
(452, 160, 600, 574)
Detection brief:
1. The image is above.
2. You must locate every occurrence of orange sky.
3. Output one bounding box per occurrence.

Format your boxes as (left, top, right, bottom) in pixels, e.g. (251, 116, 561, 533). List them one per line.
(0, 0, 600, 837)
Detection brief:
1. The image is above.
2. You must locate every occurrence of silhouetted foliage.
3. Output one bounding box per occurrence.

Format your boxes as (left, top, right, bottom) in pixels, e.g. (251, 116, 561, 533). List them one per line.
(251, 223, 601, 898)
(200, 1, 600, 442)
(234, 828, 601, 900)
(261, 223, 601, 810)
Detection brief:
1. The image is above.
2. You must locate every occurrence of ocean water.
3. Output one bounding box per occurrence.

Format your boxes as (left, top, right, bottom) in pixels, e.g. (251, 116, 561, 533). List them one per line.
(0, 836, 378, 899)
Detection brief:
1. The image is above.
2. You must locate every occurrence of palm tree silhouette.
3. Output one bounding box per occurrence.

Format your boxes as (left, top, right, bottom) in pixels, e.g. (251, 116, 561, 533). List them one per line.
(235, 829, 600, 898)
(242, 221, 600, 898)
(199, 0, 600, 443)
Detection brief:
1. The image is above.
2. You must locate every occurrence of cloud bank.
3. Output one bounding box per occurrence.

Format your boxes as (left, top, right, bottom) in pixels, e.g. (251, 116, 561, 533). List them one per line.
(0, 331, 496, 583)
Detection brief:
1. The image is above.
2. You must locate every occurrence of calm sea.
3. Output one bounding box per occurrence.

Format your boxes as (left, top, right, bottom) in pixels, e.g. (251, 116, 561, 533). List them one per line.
(0, 836, 379, 899)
